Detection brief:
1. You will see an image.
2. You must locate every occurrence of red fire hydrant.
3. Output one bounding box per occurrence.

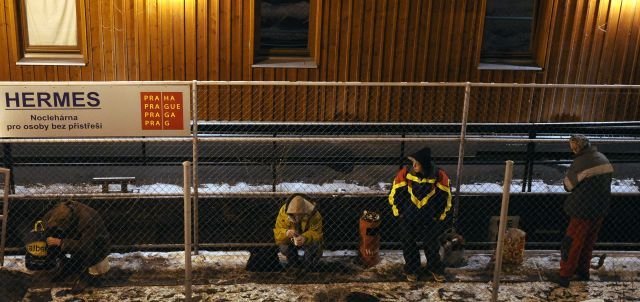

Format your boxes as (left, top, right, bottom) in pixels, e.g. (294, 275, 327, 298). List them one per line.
(359, 210, 381, 268)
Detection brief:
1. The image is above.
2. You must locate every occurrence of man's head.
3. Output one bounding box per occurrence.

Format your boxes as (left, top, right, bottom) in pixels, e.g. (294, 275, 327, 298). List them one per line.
(45, 202, 74, 231)
(569, 134, 590, 154)
(286, 194, 315, 222)
(408, 147, 432, 174)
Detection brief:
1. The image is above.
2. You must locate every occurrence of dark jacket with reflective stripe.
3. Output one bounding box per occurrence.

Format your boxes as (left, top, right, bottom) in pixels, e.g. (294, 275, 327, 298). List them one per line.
(388, 164, 452, 220)
(563, 146, 613, 219)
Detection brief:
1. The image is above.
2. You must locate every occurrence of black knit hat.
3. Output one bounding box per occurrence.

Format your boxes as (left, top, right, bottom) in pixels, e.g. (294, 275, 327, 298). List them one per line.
(408, 147, 432, 167)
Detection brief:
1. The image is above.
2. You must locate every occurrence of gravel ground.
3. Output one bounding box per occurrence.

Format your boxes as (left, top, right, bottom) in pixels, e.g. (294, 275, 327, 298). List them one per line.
(2, 250, 639, 302)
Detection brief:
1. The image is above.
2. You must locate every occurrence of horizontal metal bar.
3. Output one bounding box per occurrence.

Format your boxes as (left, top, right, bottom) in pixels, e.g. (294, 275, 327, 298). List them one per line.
(3, 80, 638, 89)
(196, 81, 469, 87)
(0, 137, 192, 144)
(7, 193, 186, 199)
(196, 121, 640, 136)
(195, 81, 640, 89)
(1, 136, 638, 145)
(196, 137, 461, 142)
(0, 81, 191, 86)
(9, 191, 639, 200)
(6, 241, 638, 255)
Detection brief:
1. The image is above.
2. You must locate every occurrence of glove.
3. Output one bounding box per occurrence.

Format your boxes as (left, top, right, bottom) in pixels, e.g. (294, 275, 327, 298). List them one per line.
(285, 229, 296, 238)
(293, 235, 306, 246)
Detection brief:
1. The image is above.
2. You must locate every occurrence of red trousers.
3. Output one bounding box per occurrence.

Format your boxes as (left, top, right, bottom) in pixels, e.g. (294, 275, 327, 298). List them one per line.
(559, 217, 604, 278)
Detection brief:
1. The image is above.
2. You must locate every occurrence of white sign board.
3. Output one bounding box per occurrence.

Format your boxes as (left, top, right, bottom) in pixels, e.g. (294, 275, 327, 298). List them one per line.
(0, 84, 191, 137)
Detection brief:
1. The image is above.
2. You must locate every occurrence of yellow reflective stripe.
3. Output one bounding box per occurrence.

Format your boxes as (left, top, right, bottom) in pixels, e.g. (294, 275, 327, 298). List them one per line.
(436, 182, 452, 221)
(408, 185, 437, 209)
(406, 174, 436, 184)
(388, 180, 407, 217)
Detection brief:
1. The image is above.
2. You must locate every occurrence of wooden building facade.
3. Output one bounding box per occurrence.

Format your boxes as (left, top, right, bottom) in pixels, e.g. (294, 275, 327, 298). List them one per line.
(1, 0, 639, 122)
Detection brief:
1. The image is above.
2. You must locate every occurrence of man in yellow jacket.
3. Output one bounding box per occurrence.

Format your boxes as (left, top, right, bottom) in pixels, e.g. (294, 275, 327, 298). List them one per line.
(273, 193, 323, 269)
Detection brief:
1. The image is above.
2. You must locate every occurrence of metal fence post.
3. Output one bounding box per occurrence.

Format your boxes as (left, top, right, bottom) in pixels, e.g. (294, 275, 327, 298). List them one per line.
(183, 161, 193, 301)
(522, 131, 537, 192)
(191, 80, 200, 254)
(0, 168, 10, 266)
(492, 160, 514, 302)
(2, 144, 13, 193)
(453, 83, 471, 224)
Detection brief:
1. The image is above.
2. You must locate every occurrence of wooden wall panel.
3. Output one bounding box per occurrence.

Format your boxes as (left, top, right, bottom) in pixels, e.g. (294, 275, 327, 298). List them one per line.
(1, 0, 640, 122)
(0, 1, 10, 80)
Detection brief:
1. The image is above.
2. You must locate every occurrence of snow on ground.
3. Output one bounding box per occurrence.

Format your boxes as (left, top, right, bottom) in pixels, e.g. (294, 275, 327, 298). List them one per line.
(3, 250, 640, 301)
(4, 178, 638, 195)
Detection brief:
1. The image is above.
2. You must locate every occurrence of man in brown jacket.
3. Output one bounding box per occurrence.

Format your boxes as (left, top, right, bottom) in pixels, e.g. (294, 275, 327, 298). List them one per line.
(550, 134, 613, 287)
(44, 200, 111, 293)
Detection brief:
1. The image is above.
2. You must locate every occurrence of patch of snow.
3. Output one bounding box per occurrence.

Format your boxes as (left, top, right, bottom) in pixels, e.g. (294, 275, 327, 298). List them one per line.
(5, 178, 637, 195)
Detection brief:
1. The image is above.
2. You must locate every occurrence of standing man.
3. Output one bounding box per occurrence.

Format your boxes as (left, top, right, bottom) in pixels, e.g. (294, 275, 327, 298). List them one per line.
(388, 146, 452, 282)
(44, 200, 111, 293)
(273, 193, 323, 270)
(552, 134, 613, 287)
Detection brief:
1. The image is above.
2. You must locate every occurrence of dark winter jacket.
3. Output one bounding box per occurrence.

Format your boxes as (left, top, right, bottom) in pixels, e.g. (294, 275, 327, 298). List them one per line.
(43, 201, 111, 264)
(563, 146, 614, 219)
(388, 163, 452, 221)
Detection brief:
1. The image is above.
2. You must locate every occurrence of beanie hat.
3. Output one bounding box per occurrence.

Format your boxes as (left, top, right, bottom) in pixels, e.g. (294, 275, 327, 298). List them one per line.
(570, 134, 591, 152)
(408, 147, 432, 167)
(286, 195, 315, 214)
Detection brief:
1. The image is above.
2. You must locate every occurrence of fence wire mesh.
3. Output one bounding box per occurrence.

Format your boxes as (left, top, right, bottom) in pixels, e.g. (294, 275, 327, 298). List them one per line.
(1, 82, 639, 296)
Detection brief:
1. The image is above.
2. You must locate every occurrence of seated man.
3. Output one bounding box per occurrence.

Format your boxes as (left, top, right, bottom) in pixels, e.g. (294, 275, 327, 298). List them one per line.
(273, 193, 323, 270)
(43, 200, 111, 293)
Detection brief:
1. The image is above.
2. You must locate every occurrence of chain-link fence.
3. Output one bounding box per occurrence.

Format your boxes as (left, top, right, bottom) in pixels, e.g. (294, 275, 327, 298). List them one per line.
(1, 82, 639, 299)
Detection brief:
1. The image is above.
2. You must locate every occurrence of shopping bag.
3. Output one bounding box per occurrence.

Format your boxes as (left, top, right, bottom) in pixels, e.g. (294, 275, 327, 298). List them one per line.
(24, 220, 56, 270)
(502, 228, 526, 265)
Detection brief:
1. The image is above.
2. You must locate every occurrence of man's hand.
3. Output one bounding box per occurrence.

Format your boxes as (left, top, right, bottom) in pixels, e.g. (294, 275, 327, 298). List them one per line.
(293, 235, 306, 246)
(285, 229, 297, 238)
(46, 237, 62, 247)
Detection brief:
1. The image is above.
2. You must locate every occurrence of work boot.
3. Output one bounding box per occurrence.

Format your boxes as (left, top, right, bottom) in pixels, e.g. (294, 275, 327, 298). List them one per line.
(548, 274, 570, 288)
(405, 273, 418, 282)
(574, 272, 590, 281)
(70, 276, 89, 294)
(427, 265, 447, 282)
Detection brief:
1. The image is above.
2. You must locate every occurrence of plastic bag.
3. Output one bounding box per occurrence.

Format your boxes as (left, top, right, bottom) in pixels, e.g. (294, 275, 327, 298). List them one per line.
(24, 220, 56, 270)
(502, 228, 526, 265)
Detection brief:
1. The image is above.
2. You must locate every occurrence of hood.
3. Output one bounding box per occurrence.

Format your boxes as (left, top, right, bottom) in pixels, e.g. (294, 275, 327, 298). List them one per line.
(286, 194, 316, 215)
(408, 147, 433, 170)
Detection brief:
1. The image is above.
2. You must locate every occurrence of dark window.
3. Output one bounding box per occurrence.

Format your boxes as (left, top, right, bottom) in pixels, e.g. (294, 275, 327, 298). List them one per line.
(259, 0, 310, 56)
(481, 0, 537, 65)
(253, 0, 322, 67)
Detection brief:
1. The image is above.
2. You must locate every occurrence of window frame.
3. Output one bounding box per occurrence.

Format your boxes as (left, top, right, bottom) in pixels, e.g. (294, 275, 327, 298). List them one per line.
(14, 0, 88, 66)
(479, 0, 547, 70)
(250, 0, 322, 68)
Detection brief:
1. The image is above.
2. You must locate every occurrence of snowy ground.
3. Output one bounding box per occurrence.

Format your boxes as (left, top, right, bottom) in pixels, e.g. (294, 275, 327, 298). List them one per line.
(3, 249, 639, 301)
(4, 177, 639, 195)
